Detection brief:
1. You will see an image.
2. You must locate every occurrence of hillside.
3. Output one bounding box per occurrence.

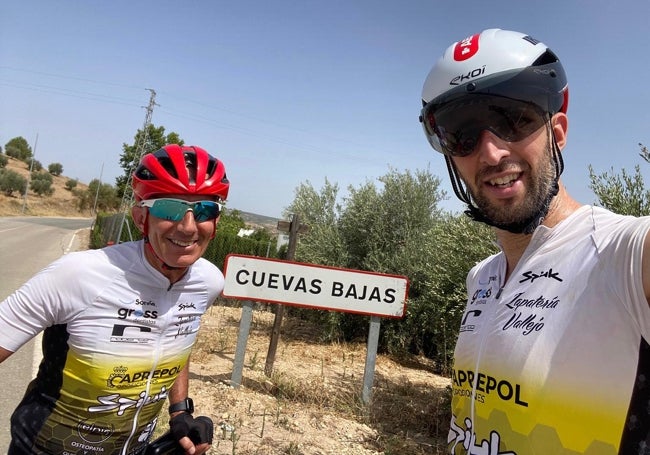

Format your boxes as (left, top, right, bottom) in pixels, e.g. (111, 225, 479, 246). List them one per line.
(238, 210, 281, 233)
(0, 156, 90, 217)
(0, 157, 282, 228)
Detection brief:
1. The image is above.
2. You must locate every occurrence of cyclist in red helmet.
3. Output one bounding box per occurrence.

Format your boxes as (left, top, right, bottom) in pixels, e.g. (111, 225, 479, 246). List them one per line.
(420, 29, 650, 453)
(0, 144, 229, 454)
(131, 144, 230, 279)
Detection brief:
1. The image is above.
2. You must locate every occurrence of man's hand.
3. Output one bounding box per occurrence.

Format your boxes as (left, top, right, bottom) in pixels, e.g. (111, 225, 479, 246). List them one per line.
(170, 413, 213, 455)
(176, 437, 210, 455)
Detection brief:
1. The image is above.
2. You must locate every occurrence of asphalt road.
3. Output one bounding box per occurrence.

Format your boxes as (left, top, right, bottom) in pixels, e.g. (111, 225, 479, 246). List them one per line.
(0, 216, 92, 451)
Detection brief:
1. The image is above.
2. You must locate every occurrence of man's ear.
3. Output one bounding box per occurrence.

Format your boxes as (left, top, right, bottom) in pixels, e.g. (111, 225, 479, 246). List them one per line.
(131, 205, 147, 233)
(552, 112, 568, 151)
(210, 216, 221, 239)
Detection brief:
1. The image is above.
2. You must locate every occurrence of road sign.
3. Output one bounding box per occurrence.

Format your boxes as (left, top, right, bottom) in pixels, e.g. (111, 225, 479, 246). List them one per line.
(223, 254, 409, 318)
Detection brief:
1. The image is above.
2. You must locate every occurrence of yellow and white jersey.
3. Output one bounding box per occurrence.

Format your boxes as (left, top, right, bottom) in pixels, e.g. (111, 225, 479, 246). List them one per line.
(0, 240, 224, 454)
(450, 206, 650, 454)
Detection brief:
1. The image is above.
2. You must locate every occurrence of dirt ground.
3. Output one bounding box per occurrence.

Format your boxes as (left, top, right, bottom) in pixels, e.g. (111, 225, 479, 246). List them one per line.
(185, 304, 451, 455)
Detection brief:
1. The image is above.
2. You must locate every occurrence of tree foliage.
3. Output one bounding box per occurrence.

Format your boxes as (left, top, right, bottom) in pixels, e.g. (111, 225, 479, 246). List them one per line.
(65, 179, 78, 191)
(4, 137, 32, 162)
(74, 178, 120, 213)
(215, 209, 247, 237)
(285, 178, 346, 267)
(31, 160, 43, 172)
(116, 124, 183, 198)
(48, 162, 64, 176)
(30, 171, 54, 196)
(589, 144, 650, 216)
(0, 154, 8, 169)
(285, 168, 498, 369)
(389, 214, 495, 368)
(0, 169, 27, 196)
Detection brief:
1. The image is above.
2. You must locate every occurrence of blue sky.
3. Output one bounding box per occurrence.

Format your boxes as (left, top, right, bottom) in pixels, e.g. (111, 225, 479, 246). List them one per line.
(2, 1, 649, 219)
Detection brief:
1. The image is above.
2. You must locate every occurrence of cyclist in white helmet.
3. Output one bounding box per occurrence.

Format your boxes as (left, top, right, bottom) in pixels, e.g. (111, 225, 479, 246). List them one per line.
(420, 29, 650, 454)
(0, 144, 229, 454)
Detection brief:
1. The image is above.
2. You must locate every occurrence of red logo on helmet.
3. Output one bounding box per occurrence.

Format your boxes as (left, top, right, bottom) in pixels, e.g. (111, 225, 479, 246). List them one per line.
(454, 33, 480, 61)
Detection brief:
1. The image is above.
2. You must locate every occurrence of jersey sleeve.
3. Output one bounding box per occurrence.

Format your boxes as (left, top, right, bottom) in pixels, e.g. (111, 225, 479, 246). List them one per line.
(0, 251, 98, 352)
(595, 214, 650, 342)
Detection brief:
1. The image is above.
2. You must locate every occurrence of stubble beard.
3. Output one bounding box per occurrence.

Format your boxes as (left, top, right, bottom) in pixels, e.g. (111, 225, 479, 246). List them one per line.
(469, 144, 557, 229)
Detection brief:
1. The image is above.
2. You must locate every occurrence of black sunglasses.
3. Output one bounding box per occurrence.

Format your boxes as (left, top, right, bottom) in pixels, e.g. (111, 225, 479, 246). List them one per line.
(421, 95, 548, 157)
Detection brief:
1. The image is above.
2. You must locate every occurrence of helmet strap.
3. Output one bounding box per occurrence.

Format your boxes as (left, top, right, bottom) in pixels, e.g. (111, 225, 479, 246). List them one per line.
(448, 117, 564, 234)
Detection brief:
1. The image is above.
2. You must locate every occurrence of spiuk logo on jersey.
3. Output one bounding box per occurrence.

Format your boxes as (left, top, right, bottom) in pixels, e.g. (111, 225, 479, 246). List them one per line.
(519, 268, 562, 284)
(89, 387, 168, 416)
(448, 416, 516, 455)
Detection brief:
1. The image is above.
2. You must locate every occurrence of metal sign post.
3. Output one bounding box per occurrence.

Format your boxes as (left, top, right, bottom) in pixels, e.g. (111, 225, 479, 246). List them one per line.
(231, 301, 255, 387)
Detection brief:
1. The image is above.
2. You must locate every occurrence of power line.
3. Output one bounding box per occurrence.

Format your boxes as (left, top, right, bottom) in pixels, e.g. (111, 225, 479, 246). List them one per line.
(1, 67, 394, 167)
(0, 80, 143, 107)
(0, 65, 145, 91)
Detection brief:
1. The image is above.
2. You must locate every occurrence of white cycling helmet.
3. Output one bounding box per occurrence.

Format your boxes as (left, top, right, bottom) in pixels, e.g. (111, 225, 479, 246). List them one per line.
(420, 28, 568, 156)
(419, 29, 569, 234)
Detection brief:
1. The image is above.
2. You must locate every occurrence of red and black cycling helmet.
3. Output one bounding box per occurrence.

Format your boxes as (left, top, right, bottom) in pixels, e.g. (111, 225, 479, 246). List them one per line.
(132, 144, 229, 201)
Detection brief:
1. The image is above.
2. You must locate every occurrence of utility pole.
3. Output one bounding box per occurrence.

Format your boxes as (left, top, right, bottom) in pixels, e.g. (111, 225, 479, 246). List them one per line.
(21, 133, 38, 214)
(113, 89, 157, 244)
(92, 162, 104, 216)
(264, 214, 309, 377)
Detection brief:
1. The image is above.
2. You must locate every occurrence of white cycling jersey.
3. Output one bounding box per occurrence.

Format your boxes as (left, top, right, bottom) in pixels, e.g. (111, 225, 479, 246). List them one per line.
(0, 240, 224, 454)
(449, 206, 650, 454)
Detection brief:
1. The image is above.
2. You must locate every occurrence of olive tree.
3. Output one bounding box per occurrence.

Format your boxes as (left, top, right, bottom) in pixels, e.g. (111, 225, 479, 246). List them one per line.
(589, 143, 650, 216)
(0, 169, 27, 196)
(30, 172, 54, 196)
(4, 137, 32, 162)
(285, 168, 498, 369)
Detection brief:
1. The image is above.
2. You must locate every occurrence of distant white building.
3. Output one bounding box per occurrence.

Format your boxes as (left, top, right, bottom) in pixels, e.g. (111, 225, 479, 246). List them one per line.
(276, 233, 289, 250)
(237, 228, 255, 237)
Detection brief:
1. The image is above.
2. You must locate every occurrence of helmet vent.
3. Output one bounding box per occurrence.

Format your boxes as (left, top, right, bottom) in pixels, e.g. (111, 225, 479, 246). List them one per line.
(532, 49, 559, 67)
(183, 152, 197, 184)
(135, 167, 155, 180)
(157, 156, 179, 180)
(206, 158, 217, 178)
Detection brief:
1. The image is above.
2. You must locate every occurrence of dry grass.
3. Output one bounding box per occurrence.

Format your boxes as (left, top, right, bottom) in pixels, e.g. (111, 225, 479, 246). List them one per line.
(187, 304, 451, 454)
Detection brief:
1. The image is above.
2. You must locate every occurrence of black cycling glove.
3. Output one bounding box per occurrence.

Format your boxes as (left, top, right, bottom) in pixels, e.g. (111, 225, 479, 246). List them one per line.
(170, 413, 214, 445)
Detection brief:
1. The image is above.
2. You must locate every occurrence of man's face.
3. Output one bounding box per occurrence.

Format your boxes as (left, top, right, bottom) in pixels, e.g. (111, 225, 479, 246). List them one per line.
(451, 121, 558, 228)
(132, 194, 220, 273)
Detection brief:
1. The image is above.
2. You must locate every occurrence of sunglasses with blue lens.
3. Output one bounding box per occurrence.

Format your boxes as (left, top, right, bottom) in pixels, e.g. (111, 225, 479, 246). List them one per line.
(139, 198, 222, 222)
